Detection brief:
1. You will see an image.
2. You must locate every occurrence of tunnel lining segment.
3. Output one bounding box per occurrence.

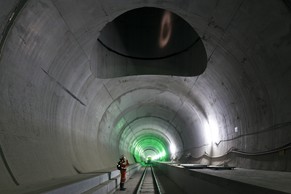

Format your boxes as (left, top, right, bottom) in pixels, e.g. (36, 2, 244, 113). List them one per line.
(0, 144, 19, 185)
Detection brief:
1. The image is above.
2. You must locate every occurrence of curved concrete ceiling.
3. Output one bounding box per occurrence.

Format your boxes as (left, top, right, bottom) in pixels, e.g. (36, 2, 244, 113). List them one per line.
(0, 0, 290, 192)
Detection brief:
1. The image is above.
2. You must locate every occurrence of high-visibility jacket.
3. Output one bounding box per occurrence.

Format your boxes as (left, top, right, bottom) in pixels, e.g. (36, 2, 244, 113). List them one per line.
(119, 160, 129, 183)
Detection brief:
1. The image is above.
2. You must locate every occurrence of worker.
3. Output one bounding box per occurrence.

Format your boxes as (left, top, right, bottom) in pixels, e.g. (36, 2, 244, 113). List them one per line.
(118, 155, 129, 191)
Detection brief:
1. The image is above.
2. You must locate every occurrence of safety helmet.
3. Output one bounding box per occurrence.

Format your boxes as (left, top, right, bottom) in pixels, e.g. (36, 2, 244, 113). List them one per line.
(120, 155, 126, 160)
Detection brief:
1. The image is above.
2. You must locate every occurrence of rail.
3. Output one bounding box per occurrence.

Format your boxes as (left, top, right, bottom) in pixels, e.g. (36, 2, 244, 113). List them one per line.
(135, 165, 162, 194)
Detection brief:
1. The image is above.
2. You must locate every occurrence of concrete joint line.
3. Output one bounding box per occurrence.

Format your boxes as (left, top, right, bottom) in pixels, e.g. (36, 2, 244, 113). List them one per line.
(102, 83, 136, 139)
(50, 0, 90, 59)
(170, 77, 198, 126)
(0, 144, 20, 185)
(41, 68, 86, 106)
(0, 0, 28, 61)
(205, 0, 245, 64)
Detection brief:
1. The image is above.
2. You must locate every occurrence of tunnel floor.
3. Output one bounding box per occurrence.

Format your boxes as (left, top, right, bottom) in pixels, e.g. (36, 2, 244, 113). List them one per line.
(115, 165, 291, 194)
(114, 166, 185, 194)
(1, 163, 291, 193)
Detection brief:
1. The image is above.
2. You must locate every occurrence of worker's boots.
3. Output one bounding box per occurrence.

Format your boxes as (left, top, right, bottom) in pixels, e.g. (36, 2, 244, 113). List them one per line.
(120, 183, 126, 191)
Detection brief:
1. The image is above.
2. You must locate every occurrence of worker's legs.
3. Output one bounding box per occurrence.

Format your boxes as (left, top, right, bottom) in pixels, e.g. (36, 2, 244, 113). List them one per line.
(120, 182, 126, 191)
(120, 171, 126, 191)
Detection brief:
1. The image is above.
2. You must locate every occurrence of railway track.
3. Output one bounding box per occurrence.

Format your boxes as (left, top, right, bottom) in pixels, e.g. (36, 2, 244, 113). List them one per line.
(136, 166, 162, 194)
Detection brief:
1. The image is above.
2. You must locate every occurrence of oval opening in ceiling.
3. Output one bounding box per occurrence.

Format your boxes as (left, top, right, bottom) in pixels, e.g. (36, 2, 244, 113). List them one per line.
(92, 7, 207, 78)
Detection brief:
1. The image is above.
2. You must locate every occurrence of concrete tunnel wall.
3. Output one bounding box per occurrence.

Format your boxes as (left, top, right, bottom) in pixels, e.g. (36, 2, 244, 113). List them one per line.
(0, 0, 291, 191)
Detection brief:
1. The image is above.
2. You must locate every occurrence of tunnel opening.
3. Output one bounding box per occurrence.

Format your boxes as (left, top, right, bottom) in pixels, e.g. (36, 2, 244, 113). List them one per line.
(100, 88, 184, 167)
(130, 134, 170, 165)
(91, 7, 207, 78)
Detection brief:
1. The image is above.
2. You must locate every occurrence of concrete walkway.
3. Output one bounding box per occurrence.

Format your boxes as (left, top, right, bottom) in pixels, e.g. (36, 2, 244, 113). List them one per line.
(114, 168, 144, 194)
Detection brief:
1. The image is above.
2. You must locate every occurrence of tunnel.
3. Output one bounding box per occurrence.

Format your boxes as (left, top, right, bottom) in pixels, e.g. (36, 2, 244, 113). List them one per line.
(0, 0, 291, 194)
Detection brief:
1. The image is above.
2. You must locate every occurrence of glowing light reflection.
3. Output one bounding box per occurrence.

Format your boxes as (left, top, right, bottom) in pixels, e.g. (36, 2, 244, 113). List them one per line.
(170, 143, 176, 154)
(152, 150, 166, 160)
(204, 117, 219, 144)
(159, 11, 172, 48)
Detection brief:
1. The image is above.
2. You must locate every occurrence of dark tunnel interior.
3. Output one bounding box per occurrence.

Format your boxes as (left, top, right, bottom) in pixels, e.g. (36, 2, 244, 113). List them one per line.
(0, 0, 290, 193)
(95, 7, 207, 78)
